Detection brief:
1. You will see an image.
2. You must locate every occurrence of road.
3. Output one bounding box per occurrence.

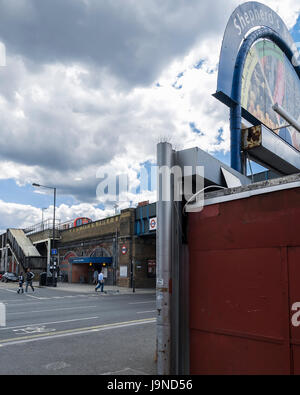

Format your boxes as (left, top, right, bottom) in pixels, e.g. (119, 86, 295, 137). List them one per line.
(0, 283, 157, 375)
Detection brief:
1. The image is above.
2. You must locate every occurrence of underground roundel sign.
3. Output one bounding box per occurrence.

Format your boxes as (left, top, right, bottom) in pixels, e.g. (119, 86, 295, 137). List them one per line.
(121, 245, 127, 255)
(149, 217, 157, 231)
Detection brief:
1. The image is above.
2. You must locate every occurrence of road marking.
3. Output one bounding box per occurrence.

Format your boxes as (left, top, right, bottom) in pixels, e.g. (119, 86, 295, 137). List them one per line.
(45, 361, 71, 371)
(7, 306, 98, 315)
(25, 295, 45, 300)
(0, 318, 156, 347)
(3, 302, 44, 308)
(0, 300, 43, 304)
(0, 316, 99, 331)
(129, 301, 155, 305)
(137, 310, 156, 314)
(13, 326, 56, 334)
(22, 295, 91, 301)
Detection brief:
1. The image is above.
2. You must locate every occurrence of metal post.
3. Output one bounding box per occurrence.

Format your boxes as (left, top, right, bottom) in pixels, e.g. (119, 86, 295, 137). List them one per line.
(47, 239, 51, 274)
(112, 232, 118, 286)
(52, 188, 56, 287)
(0, 234, 3, 272)
(5, 245, 8, 272)
(156, 142, 173, 375)
(4, 232, 8, 272)
(230, 104, 242, 174)
(132, 257, 135, 293)
(32, 183, 57, 285)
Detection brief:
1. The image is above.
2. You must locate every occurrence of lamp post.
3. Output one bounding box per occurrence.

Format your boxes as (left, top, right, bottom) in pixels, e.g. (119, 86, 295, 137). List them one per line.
(32, 183, 57, 286)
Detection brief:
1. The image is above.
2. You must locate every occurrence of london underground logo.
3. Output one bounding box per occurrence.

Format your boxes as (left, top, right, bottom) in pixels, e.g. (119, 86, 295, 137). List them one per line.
(149, 217, 157, 231)
(121, 245, 127, 255)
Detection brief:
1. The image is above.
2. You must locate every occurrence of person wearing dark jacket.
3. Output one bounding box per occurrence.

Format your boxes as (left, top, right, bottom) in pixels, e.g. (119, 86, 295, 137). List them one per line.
(25, 268, 35, 293)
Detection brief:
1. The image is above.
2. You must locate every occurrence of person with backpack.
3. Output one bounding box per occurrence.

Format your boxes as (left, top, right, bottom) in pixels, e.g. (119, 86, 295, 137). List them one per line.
(25, 268, 35, 293)
(17, 272, 24, 294)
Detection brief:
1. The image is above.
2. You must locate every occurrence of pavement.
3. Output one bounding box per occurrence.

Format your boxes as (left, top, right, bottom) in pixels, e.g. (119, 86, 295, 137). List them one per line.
(37, 282, 156, 295)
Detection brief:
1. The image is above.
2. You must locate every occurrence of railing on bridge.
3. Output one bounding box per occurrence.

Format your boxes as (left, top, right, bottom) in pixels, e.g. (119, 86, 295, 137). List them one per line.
(23, 218, 78, 236)
(23, 219, 62, 236)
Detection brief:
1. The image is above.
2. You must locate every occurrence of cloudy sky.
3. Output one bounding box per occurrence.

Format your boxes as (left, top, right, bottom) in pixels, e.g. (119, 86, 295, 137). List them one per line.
(0, 0, 299, 231)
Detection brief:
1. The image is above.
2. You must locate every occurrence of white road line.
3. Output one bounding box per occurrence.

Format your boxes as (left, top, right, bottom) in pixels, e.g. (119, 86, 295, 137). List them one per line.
(7, 306, 98, 315)
(1, 289, 17, 293)
(136, 310, 156, 314)
(129, 301, 155, 305)
(4, 302, 44, 307)
(0, 316, 100, 331)
(0, 300, 41, 304)
(0, 319, 156, 347)
(25, 295, 45, 300)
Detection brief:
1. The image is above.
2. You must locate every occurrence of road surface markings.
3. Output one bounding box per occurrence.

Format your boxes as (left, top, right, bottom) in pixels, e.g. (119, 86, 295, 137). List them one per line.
(7, 305, 98, 315)
(23, 295, 92, 301)
(102, 367, 148, 375)
(129, 301, 155, 305)
(1, 289, 17, 293)
(0, 318, 156, 347)
(13, 326, 56, 334)
(137, 310, 156, 314)
(25, 295, 46, 300)
(44, 361, 71, 371)
(0, 316, 99, 331)
(0, 300, 43, 305)
(3, 302, 45, 308)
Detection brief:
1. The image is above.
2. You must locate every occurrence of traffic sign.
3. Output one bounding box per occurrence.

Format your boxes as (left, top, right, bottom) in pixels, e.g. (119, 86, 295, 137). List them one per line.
(51, 249, 58, 256)
(149, 217, 157, 231)
(121, 245, 127, 255)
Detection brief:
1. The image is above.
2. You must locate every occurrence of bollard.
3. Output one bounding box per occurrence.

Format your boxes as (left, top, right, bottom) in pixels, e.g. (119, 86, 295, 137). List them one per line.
(0, 303, 6, 327)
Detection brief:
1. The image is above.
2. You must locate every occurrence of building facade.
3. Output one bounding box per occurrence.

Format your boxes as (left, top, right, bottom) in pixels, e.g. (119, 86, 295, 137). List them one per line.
(53, 206, 156, 288)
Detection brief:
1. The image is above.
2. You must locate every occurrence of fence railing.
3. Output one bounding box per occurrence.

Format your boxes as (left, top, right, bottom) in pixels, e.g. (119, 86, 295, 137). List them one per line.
(23, 219, 61, 236)
(23, 218, 79, 236)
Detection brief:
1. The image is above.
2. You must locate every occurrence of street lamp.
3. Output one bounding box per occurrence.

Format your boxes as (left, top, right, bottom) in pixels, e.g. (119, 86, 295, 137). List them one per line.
(32, 183, 57, 286)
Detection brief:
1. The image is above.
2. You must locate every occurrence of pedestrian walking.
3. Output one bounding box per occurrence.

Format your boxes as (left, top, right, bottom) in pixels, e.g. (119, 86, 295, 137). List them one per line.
(17, 272, 24, 294)
(25, 268, 35, 293)
(95, 270, 104, 293)
(93, 269, 98, 285)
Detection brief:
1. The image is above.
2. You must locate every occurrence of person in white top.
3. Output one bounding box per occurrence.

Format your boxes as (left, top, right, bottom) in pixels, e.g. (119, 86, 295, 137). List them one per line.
(95, 270, 104, 293)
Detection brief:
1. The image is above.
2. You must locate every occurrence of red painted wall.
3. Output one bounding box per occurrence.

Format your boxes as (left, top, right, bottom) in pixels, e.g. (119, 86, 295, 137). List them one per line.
(188, 187, 300, 375)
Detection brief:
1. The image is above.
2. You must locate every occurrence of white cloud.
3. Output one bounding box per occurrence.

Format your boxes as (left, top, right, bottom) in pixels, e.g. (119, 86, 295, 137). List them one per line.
(0, 199, 115, 230)
(0, 0, 299, 228)
(263, 0, 300, 28)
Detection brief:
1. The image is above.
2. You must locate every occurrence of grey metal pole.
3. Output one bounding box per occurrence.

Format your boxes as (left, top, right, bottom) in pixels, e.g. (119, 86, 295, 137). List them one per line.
(1, 234, 3, 272)
(4, 246, 8, 272)
(47, 238, 51, 284)
(113, 230, 118, 286)
(52, 188, 56, 286)
(5, 232, 8, 272)
(156, 142, 173, 375)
